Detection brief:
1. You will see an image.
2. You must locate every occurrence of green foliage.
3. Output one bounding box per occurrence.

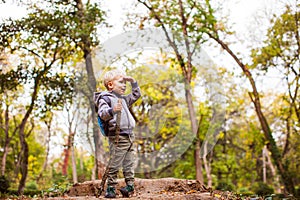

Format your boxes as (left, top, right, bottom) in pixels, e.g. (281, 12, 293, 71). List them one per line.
(0, 0, 106, 192)
(0, 66, 24, 93)
(173, 148, 196, 179)
(237, 187, 254, 197)
(44, 182, 72, 197)
(252, 182, 274, 196)
(251, 7, 299, 70)
(26, 181, 38, 190)
(44, 171, 72, 197)
(250, 5, 300, 193)
(216, 180, 235, 191)
(0, 176, 10, 193)
(0, 0, 299, 196)
(139, 0, 217, 40)
(68, 155, 94, 182)
(130, 64, 188, 173)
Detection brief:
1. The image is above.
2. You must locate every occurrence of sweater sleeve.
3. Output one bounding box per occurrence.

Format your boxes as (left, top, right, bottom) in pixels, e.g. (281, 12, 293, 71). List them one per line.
(98, 98, 114, 121)
(125, 81, 141, 107)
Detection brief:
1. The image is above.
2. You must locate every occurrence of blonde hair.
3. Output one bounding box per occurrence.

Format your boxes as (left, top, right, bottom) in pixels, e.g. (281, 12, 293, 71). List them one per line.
(103, 69, 126, 89)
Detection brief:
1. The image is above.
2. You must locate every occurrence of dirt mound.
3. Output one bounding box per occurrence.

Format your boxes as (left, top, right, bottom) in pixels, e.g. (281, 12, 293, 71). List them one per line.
(63, 178, 215, 199)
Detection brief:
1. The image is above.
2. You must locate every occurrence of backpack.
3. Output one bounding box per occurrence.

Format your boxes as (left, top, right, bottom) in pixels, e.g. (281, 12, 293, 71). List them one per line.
(96, 96, 111, 137)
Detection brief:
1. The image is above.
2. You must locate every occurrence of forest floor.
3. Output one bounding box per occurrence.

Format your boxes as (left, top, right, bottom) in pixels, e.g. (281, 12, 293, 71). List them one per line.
(44, 178, 240, 200)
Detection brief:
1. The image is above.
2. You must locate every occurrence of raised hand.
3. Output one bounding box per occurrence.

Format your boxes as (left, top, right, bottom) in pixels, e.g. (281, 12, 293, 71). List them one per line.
(123, 76, 135, 83)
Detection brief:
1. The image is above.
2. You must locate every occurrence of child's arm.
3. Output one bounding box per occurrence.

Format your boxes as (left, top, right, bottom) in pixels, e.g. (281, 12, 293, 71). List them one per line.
(98, 97, 122, 121)
(124, 76, 141, 106)
(124, 76, 135, 83)
(98, 98, 114, 121)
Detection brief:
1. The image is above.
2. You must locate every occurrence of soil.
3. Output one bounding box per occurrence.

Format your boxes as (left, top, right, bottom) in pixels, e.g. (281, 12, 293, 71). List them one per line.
(44, 178, 237, 200)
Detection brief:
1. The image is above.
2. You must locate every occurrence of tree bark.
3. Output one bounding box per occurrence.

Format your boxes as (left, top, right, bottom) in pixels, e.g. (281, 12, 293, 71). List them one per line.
(203, 141, 212, 187)
(16, 50, 54, 193)
(37, 117, 52, 182)
(17, 128, 29, 195)
(1, 145, 9, 176)
(17, 78, 39, 194)
(185, 84, 203, 182)
(137, 0, 204, 183)
(262, 146, 267, 183)
(208, 33, 295, 194)
(1, 105, 17, 176)
(71, 146, 78, 183)
(62, 132, 74, 176)
(75, 0, 105, 180)
(85, 54, 104, 179)
(265, 146, 281, 193)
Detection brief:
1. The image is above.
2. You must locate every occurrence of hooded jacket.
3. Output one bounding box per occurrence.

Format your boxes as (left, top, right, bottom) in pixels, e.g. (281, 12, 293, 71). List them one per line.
(94, 82, 141, 136)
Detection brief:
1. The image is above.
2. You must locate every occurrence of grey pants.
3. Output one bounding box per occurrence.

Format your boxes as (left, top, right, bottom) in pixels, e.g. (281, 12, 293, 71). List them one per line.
(107, 135, 135, 187)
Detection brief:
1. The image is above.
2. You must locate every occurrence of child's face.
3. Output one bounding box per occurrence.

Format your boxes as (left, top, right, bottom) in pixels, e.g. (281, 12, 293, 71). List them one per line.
(110, 76, 126, 95)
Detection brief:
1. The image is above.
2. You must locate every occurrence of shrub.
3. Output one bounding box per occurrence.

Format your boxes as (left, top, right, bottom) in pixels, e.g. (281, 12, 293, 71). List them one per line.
(0, 176, 10, 193)
(216, 180, 235, 191)
(26, 181, 38, 190)
(252, 182, 274, 196)
(238, 187, 253, 197)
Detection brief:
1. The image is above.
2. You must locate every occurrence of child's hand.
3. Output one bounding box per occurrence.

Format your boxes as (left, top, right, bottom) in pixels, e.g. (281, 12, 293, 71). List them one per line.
(124, 76, 135, 83)
(113, 99, 122, 113)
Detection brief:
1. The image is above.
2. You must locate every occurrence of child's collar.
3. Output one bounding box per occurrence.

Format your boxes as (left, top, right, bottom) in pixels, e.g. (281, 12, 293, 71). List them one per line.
(110, 91, 122, 98)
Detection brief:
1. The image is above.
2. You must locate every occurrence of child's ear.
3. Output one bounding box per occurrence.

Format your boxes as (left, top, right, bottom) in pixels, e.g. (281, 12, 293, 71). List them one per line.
(108, 81, 113, 90)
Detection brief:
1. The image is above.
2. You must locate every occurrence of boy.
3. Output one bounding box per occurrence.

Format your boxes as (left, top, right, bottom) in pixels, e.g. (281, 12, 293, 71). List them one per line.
(94, 69, 141, 198)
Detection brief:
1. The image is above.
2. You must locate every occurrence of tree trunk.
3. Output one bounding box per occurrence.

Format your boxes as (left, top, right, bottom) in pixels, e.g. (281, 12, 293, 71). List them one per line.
(1, 144, 9, 176)
(208, 33, 295, 194)
(203, 141, 212, 187)
(71, 146, 78, 183)
(37, 119, 52, 183)
(137, 0, 205, 184)
(75, 0, 105, 180)
(1, 105, 13, 176)
(194, 142, 203, 181)
(17, 114, 35, 195)
(16, 60, 52, 194)
(265, 146, 281, 193)
(62, 133, 73, 176)
(91, 163, 96, 181)
(185, 85, 204, 182)
(85, 53, 104, 179)
(178, 2, 203, 181)
(262, 146, 267, 183)
(17, 74, 41, 194)
(17, 128, 29, 195)
(186, 86, 204, 182)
